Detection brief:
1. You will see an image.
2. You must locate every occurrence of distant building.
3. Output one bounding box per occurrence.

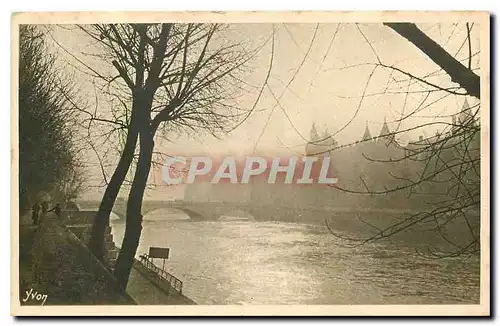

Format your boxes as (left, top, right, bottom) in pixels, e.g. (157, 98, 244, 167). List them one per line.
(183, 100, 479, 213)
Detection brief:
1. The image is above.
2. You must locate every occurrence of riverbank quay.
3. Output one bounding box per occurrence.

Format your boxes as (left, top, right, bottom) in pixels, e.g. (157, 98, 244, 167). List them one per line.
(36, 208, 196, 305)
(18, 212, 135, 305)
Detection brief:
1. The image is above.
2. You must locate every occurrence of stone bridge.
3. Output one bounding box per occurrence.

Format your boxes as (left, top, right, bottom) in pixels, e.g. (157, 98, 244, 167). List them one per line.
(110, 199, 420, 226)
(112, 199, 299, 221)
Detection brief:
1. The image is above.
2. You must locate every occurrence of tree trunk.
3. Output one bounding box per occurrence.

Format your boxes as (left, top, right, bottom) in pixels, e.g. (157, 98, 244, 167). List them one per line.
(113, 126, 154, 289)
(89, 114, 139, 260)
(383, 23, 480, 99)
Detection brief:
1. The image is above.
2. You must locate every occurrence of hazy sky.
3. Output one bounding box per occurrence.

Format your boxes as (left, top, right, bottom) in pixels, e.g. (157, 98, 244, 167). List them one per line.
(46, 22, 481, 199)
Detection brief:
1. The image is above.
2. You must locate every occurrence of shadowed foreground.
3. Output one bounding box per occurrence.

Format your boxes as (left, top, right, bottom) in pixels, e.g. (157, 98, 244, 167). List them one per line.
(19, 212, 135, 305)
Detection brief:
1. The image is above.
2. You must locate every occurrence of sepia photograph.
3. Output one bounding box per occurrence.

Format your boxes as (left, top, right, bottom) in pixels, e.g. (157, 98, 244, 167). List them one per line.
(11, 11, 490, 316)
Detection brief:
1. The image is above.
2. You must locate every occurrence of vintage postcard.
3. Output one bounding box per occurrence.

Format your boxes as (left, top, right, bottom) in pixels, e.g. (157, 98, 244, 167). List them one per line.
(11, 11, 490, 316)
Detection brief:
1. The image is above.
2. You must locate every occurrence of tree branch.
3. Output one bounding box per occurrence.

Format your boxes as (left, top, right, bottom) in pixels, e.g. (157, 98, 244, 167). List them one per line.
(384, 22, 480, 99)
(112, 60, 134, 90)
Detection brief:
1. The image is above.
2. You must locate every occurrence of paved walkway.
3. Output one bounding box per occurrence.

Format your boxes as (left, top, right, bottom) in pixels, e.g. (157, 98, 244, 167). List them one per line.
(19, 209, 195, 306)
(19, 212, 133, 305)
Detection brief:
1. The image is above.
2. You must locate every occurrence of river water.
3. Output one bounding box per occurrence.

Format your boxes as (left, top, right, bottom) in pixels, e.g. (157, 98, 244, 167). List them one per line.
(110, 210, 480, 305)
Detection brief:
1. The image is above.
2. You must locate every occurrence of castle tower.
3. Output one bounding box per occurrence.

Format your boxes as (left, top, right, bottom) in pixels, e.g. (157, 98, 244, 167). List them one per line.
(361, 121, 372, 141)
(322, 126, 337, 148)
(458, 98, 475, 125)
(310, 122, 320, 142)
(451, 98, 476, 135)
(306, 122, 335, 156)
(377, 117, 395, 146)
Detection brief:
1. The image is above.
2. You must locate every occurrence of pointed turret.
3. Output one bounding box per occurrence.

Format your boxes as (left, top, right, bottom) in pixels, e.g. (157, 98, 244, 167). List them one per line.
(462, 98, 470, 111)
(321, 126, 328, 140)
(321, 126, 337, 148)
(306, 122, 322, 156)
(361, 121, 372, 141)
(458, 98, 474, 125)
(310, 122, 320, 142)
(322, 126, 329, 139)
(377, 117, 395, 146)
(379, 118, 390, 137)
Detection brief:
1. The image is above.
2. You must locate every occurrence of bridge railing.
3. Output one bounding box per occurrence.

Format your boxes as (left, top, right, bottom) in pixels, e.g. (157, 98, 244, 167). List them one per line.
(138, 254, 183, 294)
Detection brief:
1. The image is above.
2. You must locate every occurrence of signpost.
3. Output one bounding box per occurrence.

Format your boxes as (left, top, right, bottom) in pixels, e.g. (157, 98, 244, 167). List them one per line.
(148, 247, 170, 271)
(149, 247, 170, 259)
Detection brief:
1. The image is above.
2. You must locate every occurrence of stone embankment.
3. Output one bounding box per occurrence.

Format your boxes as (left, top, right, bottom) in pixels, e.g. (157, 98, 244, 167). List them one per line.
(19, 212, 135, 305)
(64, 207, 197, 305)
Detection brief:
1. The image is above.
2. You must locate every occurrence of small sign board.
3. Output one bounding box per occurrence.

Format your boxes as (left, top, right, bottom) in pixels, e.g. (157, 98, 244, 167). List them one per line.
(148, 247, 170, 259)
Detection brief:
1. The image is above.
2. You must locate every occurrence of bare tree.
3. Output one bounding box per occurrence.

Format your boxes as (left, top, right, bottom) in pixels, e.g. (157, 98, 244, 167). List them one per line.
(72, 23, 269, 287)
(19, 25, 85, 212)
(319, 22, 481, 258)
(262, 22, 481, 258)
(384, 23, 480, 98)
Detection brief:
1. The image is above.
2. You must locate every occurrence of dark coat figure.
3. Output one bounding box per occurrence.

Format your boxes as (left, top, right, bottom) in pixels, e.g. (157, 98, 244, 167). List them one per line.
(39, 201, 49, 224)
(49, 203, 62, 217)
(31, 202, 41, 225)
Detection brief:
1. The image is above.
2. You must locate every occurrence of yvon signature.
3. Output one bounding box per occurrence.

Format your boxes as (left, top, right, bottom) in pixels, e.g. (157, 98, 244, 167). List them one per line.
(22, 288, 48, 305)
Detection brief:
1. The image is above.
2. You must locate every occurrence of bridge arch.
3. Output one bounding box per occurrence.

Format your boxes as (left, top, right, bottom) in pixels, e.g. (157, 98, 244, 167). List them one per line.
(142, 207, 203, 221)
(111, 200, 263, 222)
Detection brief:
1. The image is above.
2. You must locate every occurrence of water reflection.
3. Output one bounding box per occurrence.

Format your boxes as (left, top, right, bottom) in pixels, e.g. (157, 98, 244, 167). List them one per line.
(111, 211, 480, 305)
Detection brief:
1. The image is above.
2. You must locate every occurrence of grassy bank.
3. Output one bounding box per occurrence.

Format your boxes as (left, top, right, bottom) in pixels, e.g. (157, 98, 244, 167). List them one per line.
(18, 212, 135, 305)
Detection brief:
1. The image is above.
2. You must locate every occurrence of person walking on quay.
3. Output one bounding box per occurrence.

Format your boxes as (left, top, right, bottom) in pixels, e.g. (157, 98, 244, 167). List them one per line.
(38, 201, 49, 225)
(31, 202, 41, 225)
(49, 203, 62, 218)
